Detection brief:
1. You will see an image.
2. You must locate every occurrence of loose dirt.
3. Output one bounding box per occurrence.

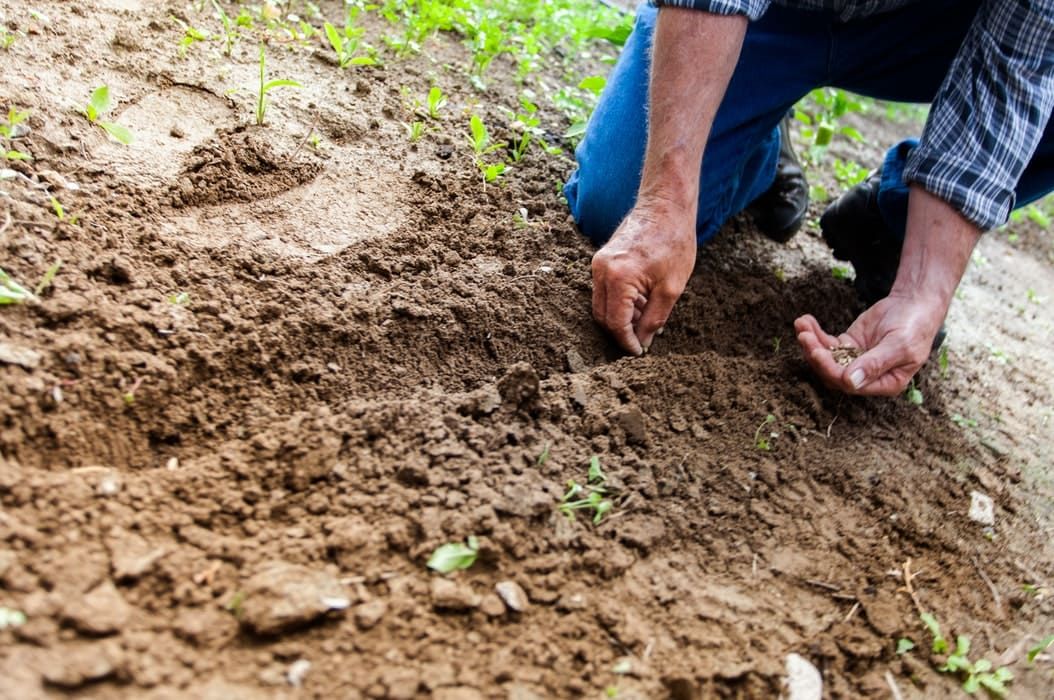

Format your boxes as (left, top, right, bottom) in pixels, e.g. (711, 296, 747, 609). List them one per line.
(1, 2, 1052, 699)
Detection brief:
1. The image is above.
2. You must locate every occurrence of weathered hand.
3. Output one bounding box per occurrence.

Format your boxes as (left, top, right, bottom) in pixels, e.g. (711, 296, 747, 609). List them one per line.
(591, 203, 697, 355)
(794, 291, 947, 396)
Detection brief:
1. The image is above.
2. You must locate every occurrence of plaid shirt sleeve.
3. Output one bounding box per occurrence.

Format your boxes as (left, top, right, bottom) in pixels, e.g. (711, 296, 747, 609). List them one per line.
(649, 0, 771, 21)
(903, 0, 1054, 231)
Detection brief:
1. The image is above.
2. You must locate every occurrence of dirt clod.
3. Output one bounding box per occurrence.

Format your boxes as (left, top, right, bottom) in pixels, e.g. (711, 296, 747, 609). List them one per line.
(62, 581, 132, 636)
(495, 580, 529, 613)
(430, 578, 481, 611)
(239, 562, 350, 635)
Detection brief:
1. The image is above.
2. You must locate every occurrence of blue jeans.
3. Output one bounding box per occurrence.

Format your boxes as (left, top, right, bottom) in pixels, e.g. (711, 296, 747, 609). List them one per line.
(565, 0, 1054, 245)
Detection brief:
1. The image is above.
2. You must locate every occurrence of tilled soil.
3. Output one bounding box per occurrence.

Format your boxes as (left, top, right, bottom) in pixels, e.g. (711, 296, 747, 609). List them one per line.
(1, 2, 1052, 699)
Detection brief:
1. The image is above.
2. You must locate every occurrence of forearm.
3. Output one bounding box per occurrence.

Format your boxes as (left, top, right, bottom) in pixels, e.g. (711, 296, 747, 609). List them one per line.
(639, 9, 747, 214)
(891, 185, 981, 309)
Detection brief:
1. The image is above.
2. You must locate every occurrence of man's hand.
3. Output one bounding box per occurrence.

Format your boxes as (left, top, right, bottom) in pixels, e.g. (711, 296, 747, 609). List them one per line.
(592, 202, 697, 355)
(795, 290, 946, 395)
(588, 9, 746, 354)
(796, 184, 980, 396)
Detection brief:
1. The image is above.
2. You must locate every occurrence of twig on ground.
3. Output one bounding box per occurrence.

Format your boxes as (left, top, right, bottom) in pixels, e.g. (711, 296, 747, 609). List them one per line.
(844, 601, 860, 622)
(971, 555, 1004, 619)
(899, 558, 925, 615)
(289, 113, 321, 161)
(884, 670, 905, 700)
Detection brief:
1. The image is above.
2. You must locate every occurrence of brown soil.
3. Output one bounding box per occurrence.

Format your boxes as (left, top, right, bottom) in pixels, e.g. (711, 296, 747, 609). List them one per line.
(2, 2, 1053, 699)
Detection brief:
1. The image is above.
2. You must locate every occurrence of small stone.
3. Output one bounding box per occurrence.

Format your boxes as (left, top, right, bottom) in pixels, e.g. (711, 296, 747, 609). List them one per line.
(479, 593, 505, 617)
(170, 125, 186, 138)
(614, 407, 647, 444)
(556, 593, 586, 613)
(570, 379, 589, 408)
(97, 473, 122, 497)
(287, 659, 311, 688)
(969, 491, 995, 526)
(353, 599, 387, 630)
(109, 531, 168, 580)
(165, 457, 179, 470)
(41, 642, 122, 688)
(239, 561, 350, 635)
(497, 362, 540, 405)
(565, 348, 587, 373)
(430, 578, 480, 611)
(173, 607, 239, 648)
(494, 581, 528, 613)
(783, 653, 822, 700)
(0, 342, 42, 369)
(62, 581, 132, 636)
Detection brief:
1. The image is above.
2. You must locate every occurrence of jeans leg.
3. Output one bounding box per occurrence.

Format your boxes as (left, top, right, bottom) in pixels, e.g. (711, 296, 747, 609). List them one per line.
(564, 3, 829, 247)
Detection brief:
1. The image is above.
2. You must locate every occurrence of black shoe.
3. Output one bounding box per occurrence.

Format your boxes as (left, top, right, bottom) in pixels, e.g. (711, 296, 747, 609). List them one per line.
(747, 115, 810, 243)
(820, 172, 946, 350)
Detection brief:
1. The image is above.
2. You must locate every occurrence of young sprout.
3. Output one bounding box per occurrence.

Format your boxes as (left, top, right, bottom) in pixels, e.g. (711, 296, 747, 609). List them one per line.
(477, 160, 505, 184)
(467, 114, 504, 155)
(323, 20, 376, 68)
(905, 380, 923, 406)
(0, 269, 36, 305)
(1, 107, 31, 161)
(407, 120, 425, 143)
(559, 456, 614, 524)
(171, 16, 210, 57)
(427, 536, 479, 574)
(754, 414, 776, 451)
(210, 0, 237, 56)
(255, 44, 301, 126)
(426, 86, 446, 119)
(81, 86, 133, 145)
(34, 261, 61, 297)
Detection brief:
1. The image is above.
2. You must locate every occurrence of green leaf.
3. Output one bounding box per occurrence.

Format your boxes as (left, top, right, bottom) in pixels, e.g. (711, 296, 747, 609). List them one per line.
(263, 79, 301, 91)
(99, 122, 133, 145)
(1028, 634, 1054, 663)
(0, 268, 35, 304)
(89, 86, 111, 119)
(896, 638, 915, 655)
(921, 612, 948, 654)
(324, 21, 343, 57)
(349, 56, 376, 66)
(577, 75, 606, 95)
(564, 121, 587, 139)
(426, 538, 479, 574)
(469, 114, 487, 151)
(4, 149, 30, 161)
(962, 675, 980, 694)
(34, 260, 61, 296)
(0, 607, 26, 629)
(588, 455, 606, 484)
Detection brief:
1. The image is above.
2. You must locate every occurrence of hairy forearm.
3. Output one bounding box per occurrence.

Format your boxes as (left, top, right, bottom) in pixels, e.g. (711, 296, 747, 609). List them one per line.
(639, 9, 747, 215)
(891, 185, 982, 307)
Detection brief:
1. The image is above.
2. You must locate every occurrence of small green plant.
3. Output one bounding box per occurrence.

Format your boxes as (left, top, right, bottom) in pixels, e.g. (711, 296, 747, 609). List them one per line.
(906, 380, 923, 406)
(938, 344, 950, 377)
(831, 264, 853, 280)
(225, 590, 246, 617)
(896, 638, 916, 655)
(1028, 634, 1054, 663)
(0, 269, 35, 304)
(536, 442, 550, 467)
(324, 20, 376, 68)
(1, 107, 31, 161)
(833, 158, 869, 188)
(467, 114, 504, 155)
(426, 86, 446, 119)
(81, 86, 133, 145)
(168, 291, 190, 305)
(478, 160, 505, 184)
(50, 196, 78, 225)
(920, 613, 1014, 696)
(950, 413, 978, 429)
(34, 261, 61, 296)
(407, 120, 425, 142)
(210, 0, 237, 56)
(560, 456, 614, 524)
(0, 27, 18, 50)
(171, 16, 210, 57)
(772, 336, 782, 354)
(0, 607, 26, 629)
(427, 536, 479, 573)
(255, 44, 301, 126)
(754, 414, 776, 451)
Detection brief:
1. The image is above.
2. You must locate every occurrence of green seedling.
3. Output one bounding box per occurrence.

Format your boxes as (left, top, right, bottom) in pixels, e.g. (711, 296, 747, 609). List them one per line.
(168, 291, 190, 305)
(225, 590, 246, 617)
(831, 264, 853, 280)
(906, 380, 923, 406)
(34, 260, 61, 297)
(1, 107, 31, 161)
(426, 86, 446, 119)
(427, 536, 479, 573)
(171, 16, 210, 57)
(920, 613, 1014, 696)
(1026, 202, 1052, 229)
(407, 120, 425, 143)
(896, 638, 916, 655)
(467, 114, 504, 155)
(81, 86, 133, 145)
(921, 612, 948, 654)
(833, 158, 868, 188)
(950, 413, 978, 429)
(772, 336, 782, 354)
(1028, 634, 1054, 663)
(478, 160, 505, 184)
(121, 376, 143, 406)
(210, 0, 237, 56)
(50, 196, 77, 225)
(754, 414, 776, 451)
(560, 455, 614, 524)
(0, 268, 36, 304)
(0, 27, 18, 49)
(307, 132, 323, 151)
(324, 20, 375, 68)
(938, 344, 949, 377)
(255, 45, 301, 126)
(536, 442, 550, 467)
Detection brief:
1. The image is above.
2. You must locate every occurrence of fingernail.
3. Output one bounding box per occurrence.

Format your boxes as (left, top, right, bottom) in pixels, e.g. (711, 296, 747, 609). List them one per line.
(849, 369, 866, 388)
